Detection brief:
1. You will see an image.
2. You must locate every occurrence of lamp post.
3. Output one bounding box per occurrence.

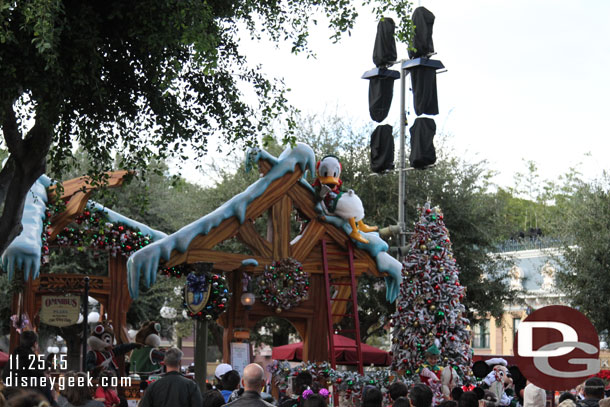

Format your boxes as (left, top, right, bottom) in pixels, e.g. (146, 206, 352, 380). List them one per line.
(192, 262, 214, 394)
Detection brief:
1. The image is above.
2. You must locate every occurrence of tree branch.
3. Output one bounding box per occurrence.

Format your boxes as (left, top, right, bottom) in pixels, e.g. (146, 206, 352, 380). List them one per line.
(1, 102, 23, 158)
(0, 108, 54, 255)
(0, 156, 16, 207)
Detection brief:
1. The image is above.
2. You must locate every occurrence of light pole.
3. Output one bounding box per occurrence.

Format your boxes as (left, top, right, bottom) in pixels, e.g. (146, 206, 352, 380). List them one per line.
(398, 59, 408, 249)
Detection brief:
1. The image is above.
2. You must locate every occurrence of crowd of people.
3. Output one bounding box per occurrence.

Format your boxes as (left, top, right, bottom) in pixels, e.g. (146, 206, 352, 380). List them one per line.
(1, 331, 609, 407)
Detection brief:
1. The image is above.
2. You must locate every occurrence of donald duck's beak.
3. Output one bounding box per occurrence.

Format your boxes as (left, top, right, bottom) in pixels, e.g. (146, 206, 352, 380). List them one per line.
(318, 176, 340, 186)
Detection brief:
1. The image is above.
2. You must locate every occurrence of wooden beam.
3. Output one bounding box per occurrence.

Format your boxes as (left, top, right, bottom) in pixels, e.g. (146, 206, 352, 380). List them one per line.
(185, 249, 268, 272)
(186, 217, 242, 252)
(184, 164, 304, 254)
(108, 256, 132, 345)
(47, 190, 93, 240)
(291, 220, 326, 262)
(258, 160, 273, 175)
(48, 170, 130, 201)
(237, 220, 272, 258)
(271, 195, 292, 259)
(288, 183, 380, 275)
(301, 259, 371, 277)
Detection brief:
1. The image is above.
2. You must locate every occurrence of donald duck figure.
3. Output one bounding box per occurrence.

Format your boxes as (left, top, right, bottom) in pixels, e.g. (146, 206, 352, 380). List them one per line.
(312, 155, 378, 244)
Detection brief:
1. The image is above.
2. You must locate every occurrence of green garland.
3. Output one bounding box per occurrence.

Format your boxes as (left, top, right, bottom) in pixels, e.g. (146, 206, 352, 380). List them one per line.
(267, 361, 412, 402)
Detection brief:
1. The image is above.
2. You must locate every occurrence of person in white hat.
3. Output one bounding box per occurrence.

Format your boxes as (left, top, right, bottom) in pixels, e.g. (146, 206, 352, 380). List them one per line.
(215, 363, 233, 382)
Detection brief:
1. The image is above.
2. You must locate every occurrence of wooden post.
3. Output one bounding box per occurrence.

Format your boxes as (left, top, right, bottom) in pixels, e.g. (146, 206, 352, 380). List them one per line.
(82, 276, 90, 372)
(195, 319, 208, 393)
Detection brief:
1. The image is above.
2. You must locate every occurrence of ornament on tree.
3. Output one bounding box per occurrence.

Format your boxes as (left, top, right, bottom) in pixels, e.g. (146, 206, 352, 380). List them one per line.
(390, 203, 473, 396)
(256, 258, 309, 312)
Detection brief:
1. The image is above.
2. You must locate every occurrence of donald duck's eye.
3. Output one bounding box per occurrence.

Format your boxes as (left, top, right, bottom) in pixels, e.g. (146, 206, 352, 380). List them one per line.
(324, 171, 328, 177)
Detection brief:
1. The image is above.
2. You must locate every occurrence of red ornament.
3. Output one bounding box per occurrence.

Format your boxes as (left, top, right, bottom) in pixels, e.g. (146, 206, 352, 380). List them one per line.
(336, 378, 342, 384)
(426, 209, 431, 214)
(84, 211, 90, 216)
(213, 275, 219, 280)
(125, 245, 132, 251)
(118, 226, 124, 231)
(450, 336, 456, 341)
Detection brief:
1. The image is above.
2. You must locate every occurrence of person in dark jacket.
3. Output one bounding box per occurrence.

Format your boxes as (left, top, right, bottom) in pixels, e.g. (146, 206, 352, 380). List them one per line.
(223, 364, 274, 407)
(139, 347, 202, 407)
(278, 370, 312, 407)
(2, 331, 57, 406)
(219, 370, 241, 403)
(577, 378, 605, 407)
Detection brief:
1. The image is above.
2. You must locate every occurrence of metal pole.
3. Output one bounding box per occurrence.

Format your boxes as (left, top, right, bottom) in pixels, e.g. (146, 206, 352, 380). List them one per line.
(398, 60, 407, 250)
(194, 319, 208, 393)
(82, 276, 90, 372)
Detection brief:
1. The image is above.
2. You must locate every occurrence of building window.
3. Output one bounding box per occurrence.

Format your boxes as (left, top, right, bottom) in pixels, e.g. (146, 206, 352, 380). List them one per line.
(513, 318, 521, 336)
(472, 319, 490, 348)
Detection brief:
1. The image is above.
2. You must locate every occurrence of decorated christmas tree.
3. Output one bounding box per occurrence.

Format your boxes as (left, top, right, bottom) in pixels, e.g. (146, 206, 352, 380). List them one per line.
(390, 203, 472, 384)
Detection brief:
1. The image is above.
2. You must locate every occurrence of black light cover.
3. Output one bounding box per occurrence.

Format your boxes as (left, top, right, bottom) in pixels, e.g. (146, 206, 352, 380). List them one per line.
(369, 76, 395, 122)
(373, 18, 397, 67)
(409, 118, 436, 168)
(370, 124, 395, 173)
(408, 7, 435, 59)
(409, 65, 438, 116)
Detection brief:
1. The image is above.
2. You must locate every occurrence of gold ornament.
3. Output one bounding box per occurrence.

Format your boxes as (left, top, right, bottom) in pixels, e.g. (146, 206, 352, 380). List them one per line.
(430, 305, 436, 311)
(275, 307, 282, 314)
(413, 321, 420, 327)
(420, 245, 427, 250)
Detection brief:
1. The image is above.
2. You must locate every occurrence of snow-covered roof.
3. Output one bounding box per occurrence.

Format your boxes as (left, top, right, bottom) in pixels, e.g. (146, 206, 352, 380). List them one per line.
(127, 142, 402, 302)
(1, 174, 167, 281)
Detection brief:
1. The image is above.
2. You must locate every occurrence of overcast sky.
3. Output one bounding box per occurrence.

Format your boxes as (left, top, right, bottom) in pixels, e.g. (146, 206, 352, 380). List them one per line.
(181, 0, 610, 191)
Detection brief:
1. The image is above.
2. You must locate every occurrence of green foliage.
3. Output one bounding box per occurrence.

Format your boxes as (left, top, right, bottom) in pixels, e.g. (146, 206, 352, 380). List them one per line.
(250, 317, 300, 348)
(554, 173, 610, 337)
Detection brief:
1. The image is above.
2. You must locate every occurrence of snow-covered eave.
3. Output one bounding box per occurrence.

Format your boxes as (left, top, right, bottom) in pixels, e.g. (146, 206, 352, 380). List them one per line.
(1, 174, 167, 282)
(126, 143, 316, 299)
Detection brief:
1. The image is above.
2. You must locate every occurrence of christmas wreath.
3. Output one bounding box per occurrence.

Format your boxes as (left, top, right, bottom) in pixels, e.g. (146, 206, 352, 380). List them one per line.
(257, 258, 309, 313)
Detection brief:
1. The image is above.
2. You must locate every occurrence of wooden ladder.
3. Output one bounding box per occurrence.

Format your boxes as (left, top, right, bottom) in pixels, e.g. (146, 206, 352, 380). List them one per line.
(321, 238, 364, 375)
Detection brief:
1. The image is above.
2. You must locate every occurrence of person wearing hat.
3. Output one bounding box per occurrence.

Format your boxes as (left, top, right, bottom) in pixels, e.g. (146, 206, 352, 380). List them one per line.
(216, 363, 233, 382)
(417, 344, 444, 381)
